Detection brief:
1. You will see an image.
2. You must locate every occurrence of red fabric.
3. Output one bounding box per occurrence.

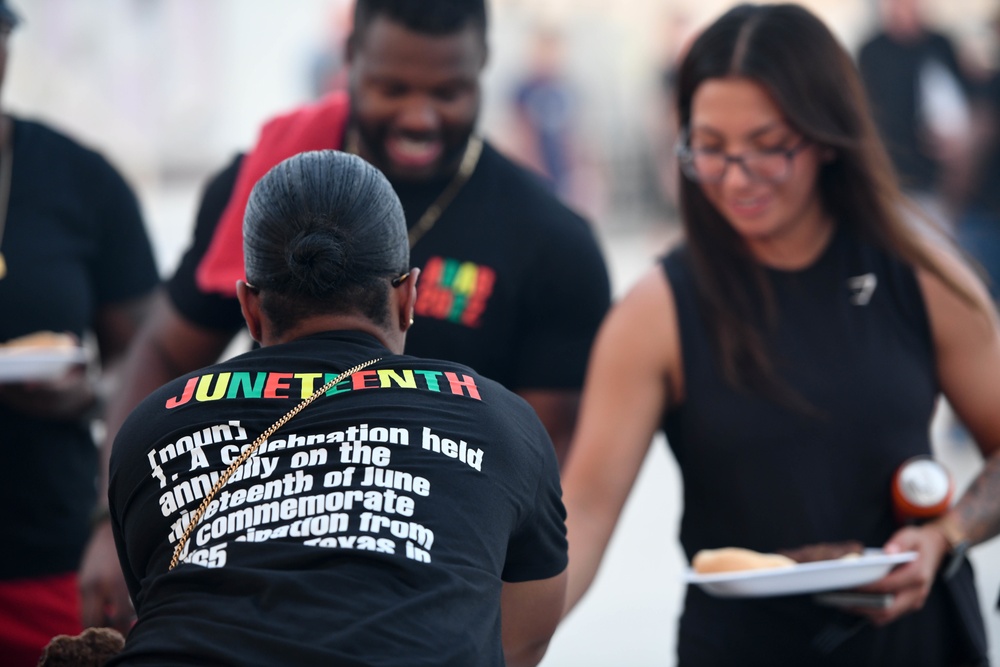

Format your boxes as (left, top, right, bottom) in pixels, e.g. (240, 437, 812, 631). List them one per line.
(195, 91, 350, 296)
(0, 572, 82, 667)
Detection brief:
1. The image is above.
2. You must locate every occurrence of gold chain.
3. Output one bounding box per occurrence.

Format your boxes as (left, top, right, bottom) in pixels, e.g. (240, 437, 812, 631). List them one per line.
(344, 130, 483, 249)
(405, 136, 482, 248)
(168, 356, 382, 571)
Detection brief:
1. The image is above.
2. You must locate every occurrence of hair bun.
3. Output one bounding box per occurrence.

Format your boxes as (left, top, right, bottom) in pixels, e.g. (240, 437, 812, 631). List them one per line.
(285, 230, 348, 297)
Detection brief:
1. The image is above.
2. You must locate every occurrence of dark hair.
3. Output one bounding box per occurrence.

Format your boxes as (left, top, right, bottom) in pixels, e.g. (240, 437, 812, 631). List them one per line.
(675, 3, 976, 404)
(243, 150, 408, 336)
(352, 0, 487, 41)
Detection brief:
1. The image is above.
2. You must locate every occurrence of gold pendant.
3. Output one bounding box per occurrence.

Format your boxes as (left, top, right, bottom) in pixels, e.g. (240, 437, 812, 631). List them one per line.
(0, 251, 5, 279)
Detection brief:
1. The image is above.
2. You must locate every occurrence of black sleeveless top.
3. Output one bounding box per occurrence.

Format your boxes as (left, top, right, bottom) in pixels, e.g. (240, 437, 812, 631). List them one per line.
(661, 225, 986, 666)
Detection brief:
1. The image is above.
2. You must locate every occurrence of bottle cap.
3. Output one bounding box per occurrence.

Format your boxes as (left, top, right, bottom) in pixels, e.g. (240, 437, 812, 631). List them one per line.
(891, 456, 953, 521)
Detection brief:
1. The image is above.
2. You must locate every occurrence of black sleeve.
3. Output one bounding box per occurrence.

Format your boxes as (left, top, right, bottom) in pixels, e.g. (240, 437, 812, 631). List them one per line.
(109, 499, 141, 603)
(108, 400, 154, 603)
(166, 154, 248, 332)
(511, 212, 611, 390)
(501, 412, 568, 582)
(88, 153, 160, 304)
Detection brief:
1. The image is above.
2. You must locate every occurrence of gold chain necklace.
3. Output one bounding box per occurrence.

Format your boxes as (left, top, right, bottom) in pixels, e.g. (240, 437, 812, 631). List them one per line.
(168, 356, 382, 571)
(345, 130, 483, 249)
(0, 116, 13, 280)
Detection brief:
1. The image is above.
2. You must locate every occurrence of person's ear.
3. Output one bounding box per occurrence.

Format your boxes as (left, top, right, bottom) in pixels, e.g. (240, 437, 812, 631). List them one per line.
(236, 280, 264, 344)
(397, 268, 420, 333)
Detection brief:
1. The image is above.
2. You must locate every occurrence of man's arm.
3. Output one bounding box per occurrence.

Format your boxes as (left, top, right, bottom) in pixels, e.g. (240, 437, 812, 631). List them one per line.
(514, 206, 610, 467)
(517, 390, 579, 468)
(79, 292, 238, 630)
(501, 572, 567, 667)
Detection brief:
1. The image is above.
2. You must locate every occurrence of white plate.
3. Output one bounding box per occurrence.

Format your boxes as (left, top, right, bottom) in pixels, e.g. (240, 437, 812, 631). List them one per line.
(684, 549, 918, 598)
(0, 347, 87, 382)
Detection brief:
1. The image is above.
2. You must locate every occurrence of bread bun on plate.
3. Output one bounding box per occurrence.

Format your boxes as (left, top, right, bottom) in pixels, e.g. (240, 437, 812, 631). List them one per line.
(1, 331, 77, 351)
(692, 547, 796, 574)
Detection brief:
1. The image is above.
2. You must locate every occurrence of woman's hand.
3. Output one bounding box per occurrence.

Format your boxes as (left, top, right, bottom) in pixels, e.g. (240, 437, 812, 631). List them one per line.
(0, 362, 96, 421)
(848, 524, 951, 626)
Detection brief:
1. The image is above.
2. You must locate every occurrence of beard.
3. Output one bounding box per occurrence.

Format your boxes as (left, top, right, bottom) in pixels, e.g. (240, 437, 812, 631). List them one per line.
(348, 105, 477, 184)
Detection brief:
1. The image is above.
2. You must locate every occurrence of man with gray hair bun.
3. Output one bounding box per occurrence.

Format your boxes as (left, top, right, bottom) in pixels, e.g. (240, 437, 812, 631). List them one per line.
(106, 150, 567, 667)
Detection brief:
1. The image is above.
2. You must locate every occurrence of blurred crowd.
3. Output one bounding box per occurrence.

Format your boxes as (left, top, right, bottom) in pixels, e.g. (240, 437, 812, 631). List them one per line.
(6, 0, 999, 249)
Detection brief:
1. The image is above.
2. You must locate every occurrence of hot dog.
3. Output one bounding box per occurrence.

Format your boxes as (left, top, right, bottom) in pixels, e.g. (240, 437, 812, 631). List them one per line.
(691, 547, 796, 574)
(1, 331, 76, 350)
(692, 540, 866, 574)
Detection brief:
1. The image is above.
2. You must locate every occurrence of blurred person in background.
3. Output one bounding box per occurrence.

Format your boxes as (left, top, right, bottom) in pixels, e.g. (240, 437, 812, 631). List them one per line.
(0, 2, 159, 664)
(561, 4, 999, 665)
(649, 12, 694, 216)
(81, 0, 609, 633)
(955, 10, 1000, 305)
(505, 26, 609, 223)
(858, 0, 973, 224)
(509, 27, 577, 200)
(106, 150, 566, 667)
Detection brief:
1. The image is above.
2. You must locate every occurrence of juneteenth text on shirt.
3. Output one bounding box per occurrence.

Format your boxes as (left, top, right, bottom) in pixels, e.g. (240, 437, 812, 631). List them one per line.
(163, 367, 483, 409)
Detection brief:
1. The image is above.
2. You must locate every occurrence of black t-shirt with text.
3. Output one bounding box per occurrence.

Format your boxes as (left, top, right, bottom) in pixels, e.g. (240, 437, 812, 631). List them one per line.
(108, 330, 566, 666)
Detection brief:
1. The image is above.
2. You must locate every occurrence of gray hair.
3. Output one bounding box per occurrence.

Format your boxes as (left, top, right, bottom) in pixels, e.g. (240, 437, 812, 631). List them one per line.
(243, 150, 408, 331)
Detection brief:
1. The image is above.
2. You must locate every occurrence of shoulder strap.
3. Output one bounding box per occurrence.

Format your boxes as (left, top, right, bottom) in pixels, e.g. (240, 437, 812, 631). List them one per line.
(169, 355, 381, 570)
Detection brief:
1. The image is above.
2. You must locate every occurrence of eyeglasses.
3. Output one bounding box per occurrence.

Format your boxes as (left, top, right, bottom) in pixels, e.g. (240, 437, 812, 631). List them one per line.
(676, 131, 810, 185)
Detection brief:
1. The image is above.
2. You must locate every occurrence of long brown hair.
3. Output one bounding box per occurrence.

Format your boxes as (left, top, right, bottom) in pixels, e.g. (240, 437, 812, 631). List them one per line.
(674, 3, 976, 403)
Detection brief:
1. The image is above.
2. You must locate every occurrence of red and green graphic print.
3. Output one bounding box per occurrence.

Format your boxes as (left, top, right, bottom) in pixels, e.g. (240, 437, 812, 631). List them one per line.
(415, 256, 496, 327)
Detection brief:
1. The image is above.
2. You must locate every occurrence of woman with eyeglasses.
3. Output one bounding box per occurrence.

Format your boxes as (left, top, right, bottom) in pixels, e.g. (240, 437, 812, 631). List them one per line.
(560, 4, 1000, 665)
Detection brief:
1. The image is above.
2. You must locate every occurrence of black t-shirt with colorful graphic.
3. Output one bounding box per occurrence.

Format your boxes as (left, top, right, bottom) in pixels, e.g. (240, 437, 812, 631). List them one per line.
(167, 141, 611, 391)
(108, 330, 566, 666)
(0, 118, 159, 579)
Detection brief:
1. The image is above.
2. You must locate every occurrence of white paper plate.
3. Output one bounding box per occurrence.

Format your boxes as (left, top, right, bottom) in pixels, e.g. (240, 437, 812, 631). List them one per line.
(684, 549, 918, 598)
(0, 347, 88, 383)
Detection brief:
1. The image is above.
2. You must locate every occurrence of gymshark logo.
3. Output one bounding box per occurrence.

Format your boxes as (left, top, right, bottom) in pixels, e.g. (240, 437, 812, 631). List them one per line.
(847, 273, 877, 305)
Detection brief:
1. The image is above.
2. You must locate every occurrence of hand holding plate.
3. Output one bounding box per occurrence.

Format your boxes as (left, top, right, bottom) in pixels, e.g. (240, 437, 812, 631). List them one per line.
(850, 525, 950, 625)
